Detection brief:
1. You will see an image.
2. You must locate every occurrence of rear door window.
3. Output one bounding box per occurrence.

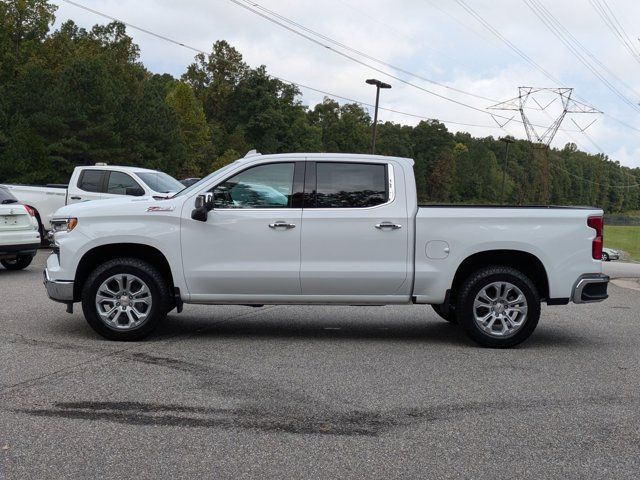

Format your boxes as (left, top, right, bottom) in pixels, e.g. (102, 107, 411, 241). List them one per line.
(78, 170, 105, 193)
(314, 162, 388, 208)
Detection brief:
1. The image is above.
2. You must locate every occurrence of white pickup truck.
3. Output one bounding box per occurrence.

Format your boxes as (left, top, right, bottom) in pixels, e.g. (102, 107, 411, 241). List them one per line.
(1, 165, 184, 236)
(43, 152, 609, 347)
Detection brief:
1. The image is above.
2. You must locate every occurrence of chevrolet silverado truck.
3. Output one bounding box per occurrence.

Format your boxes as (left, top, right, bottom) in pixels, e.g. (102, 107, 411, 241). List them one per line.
(2, 164, 183, 238)
(43, 152, 609, 347)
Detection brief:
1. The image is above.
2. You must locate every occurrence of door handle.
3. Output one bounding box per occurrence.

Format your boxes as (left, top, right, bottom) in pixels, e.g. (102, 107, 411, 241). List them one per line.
(269, 221, 296, 229)
(70, 196, 81, 200)
(375, 222, 402, 230)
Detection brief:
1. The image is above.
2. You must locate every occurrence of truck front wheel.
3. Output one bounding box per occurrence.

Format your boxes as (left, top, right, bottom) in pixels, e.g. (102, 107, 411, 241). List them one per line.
(456, 266, 540, 348)
(81, 258, 170, 341)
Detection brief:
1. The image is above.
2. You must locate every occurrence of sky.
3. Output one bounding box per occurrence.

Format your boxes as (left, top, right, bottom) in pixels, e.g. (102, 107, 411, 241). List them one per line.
(51, 0, 640, 168)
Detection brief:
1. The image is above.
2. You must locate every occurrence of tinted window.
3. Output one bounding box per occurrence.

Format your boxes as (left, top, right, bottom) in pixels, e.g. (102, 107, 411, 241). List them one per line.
(136, 171, 183, 193)
(212, 163, 295, 208)
(107, 172, 142, 195)
(78, 170, 104, 192)
(0, 187, 18, 204)
(315, 162, 387, 208)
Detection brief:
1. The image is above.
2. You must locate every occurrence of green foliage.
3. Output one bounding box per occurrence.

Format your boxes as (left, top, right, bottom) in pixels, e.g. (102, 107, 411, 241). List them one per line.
(604, 226, 640, 261)
(0, 0, 639, 214)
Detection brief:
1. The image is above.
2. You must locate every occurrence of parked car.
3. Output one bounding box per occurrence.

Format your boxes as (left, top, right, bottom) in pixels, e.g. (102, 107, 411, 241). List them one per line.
(44, 152, 609, 348)
(602, 247, 620, 261)
(1, 165, 184, 237)
(0, 186, 41, 270)
(180, 178, 201, 188)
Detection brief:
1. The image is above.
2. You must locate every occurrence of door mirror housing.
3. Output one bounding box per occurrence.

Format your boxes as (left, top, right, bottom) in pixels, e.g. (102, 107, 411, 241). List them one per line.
(125, 186, 145, 197)
(191, 194, 213, 221)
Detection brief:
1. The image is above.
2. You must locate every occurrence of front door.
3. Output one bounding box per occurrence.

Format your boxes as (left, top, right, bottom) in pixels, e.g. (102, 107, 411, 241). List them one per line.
(181, 161, 304, 300)
(300, 161, 410, 297)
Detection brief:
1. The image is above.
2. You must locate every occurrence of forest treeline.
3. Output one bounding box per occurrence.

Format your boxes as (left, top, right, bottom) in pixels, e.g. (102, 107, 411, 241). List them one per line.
(1, 0, 639, 212)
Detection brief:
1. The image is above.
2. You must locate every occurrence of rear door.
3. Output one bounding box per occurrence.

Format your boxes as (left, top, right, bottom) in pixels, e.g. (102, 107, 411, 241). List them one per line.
(68, 169, 105, 204)
(300, 160, 410, 297)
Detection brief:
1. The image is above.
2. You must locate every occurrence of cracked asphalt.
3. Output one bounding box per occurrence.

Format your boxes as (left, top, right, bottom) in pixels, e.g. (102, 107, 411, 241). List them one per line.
(1, 251, 639, 479)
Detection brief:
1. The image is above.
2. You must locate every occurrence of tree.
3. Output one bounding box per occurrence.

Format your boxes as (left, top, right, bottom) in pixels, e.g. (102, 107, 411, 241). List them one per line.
(166, 81, 212, 177)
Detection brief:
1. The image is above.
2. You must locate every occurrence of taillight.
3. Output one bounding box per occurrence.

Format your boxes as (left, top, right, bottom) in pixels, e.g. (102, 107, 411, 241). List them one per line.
(587, 215, 603, 260)
(24, 205, 36, 217)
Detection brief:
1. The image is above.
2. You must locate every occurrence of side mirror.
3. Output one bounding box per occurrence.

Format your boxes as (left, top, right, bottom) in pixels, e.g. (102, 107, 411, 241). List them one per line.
(191, 194, 213, 222)
(125, 187, 145, 197)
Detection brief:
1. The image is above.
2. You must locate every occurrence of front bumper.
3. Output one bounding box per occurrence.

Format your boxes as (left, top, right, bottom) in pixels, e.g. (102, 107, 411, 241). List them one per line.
(43, 268, 75, 303)
(572, 273, 609, 303)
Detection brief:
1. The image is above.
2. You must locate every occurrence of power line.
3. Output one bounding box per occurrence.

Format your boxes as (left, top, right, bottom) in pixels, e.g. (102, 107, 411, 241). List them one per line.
(524, 0, 640, 114)
(59, 0, 499, 130)
(60, 0, 639, 185)
(227, 0, 586, 133)
(230, 0, 498, 103)
(451, 0, 640, 133)
(590, 0, 640, 67)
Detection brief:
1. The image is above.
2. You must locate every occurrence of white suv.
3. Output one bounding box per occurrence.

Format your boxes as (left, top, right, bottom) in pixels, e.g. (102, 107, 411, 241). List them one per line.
(0, 186, 41, 270)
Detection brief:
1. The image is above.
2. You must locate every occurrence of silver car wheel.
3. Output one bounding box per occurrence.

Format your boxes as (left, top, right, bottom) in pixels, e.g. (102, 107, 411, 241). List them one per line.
(95, 274, 152, 330)
(473, 281, 528, 338)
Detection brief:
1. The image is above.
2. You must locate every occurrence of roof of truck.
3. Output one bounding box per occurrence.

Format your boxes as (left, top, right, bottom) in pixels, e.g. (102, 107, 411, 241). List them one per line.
(78, 165, 160, 174)
(237, 152, 415, 167)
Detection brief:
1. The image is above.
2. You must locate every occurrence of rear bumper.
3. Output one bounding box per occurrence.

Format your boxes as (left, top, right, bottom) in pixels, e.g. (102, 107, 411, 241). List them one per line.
(572, 274, 609, 303)
(43, 268, 75, 303)
(0, 242, 40, 258)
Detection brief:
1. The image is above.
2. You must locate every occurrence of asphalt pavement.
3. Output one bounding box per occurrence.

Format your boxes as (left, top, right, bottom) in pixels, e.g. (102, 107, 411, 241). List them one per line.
(1, 251, 639, 479)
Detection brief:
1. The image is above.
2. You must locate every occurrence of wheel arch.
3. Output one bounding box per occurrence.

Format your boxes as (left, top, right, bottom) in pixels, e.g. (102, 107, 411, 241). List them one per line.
(450, 249, 549, 302)
(73, 243, 175, 301)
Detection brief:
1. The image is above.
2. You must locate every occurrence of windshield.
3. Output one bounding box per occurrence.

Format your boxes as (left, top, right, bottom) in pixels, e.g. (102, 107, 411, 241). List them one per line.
(136, 172, 184, 194)
(172, 161, 241, 198)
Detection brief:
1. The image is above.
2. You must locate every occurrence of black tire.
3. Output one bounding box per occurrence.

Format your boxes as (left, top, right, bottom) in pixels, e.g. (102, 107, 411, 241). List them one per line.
(431, 304, 458, 324)
(602, 252, 609, 262)
(1, 255, 34, 270)
(81, 258, 170, 341)
(455, 266, 540, 348)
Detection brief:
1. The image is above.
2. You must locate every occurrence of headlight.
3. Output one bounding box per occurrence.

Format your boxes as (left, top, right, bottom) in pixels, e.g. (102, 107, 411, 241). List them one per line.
(50, 217, 78, 233)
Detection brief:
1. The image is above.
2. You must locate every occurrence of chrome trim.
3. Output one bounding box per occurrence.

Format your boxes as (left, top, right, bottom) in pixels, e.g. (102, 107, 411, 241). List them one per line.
(268, 221, 296, 229)
(572, 274, 609, 304)
(211, 161, 396, 212)
(43, 269, 75, 302)
(375, 222, 402, 230)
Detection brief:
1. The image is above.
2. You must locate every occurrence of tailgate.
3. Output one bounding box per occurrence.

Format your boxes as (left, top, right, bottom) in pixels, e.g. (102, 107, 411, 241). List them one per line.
(0, 205, 31, 231)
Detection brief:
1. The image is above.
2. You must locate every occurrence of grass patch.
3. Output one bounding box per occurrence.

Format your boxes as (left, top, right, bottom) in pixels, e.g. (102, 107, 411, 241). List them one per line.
(605, 226, 640, 261)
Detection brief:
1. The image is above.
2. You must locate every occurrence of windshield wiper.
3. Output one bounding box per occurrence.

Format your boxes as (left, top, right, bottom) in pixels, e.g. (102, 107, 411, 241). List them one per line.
(1, 199, 18, 204)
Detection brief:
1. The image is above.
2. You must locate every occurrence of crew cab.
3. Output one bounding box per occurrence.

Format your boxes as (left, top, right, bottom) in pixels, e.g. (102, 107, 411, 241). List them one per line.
(1, 165, 183, 236)
(43, 152, 609, 347)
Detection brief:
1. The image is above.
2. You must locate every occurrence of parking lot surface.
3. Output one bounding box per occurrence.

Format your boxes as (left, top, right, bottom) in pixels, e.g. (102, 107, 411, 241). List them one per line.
(1, 251, 640, 479)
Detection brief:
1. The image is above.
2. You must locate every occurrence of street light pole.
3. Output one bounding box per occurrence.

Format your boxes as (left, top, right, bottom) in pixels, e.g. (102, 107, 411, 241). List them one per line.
(366, 78, 391, 154)
(500, 137, 515, 204)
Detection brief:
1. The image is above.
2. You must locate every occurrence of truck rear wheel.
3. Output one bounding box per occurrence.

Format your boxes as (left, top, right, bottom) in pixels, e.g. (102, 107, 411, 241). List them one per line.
(81, 258, 170, 341)
(456, 266, 540, 348)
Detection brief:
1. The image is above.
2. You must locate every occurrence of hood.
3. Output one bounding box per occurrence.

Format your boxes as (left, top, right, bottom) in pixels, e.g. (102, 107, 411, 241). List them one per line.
(52, 196, 178, 219)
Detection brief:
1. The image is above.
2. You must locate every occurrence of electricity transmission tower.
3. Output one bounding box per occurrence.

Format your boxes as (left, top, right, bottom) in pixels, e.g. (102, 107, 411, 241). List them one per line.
(488, 87, 601, 147)
(487, 87, 601, 204)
